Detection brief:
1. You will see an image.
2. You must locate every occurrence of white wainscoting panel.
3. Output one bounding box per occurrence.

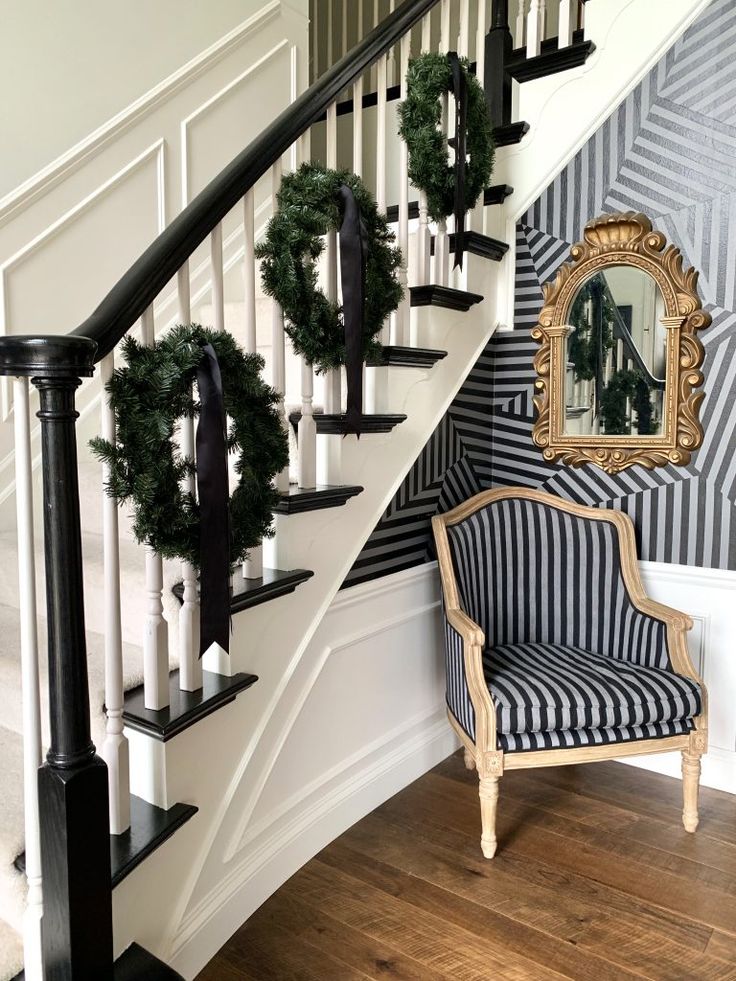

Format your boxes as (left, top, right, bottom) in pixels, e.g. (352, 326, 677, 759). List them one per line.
(167, 563, 459, 978)
(625, 560, 736, 793)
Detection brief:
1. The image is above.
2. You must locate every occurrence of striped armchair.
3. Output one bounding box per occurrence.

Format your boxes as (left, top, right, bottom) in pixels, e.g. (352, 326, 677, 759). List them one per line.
(432, 488, 707, 859)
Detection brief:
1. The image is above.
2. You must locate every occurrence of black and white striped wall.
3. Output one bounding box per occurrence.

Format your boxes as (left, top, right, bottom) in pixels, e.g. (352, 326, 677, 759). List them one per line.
(346, 0, 736, 587)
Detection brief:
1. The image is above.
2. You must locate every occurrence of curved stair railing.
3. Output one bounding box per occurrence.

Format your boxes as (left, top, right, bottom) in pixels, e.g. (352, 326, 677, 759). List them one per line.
(0, 1, 589, 977)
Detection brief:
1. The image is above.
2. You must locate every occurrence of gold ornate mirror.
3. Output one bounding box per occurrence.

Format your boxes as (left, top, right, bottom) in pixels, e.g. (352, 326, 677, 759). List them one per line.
(532, 213, 711, 473)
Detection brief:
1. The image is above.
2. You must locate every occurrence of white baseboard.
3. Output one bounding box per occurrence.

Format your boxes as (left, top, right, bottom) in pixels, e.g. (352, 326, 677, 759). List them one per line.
(170, 711, 458, 979)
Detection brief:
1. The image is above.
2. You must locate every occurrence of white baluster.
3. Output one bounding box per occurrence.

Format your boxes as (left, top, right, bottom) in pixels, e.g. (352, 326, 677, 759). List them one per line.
(325, 100, 341, 417)
(372, 0, 380, 87)
(271, 160, 290, 495)
(421, 9, 431, 51)
(459, 0, 470, 57)
(210, 223, 225, 333)
(139, 306, 170, 710)
(177, 262, 202, 691)
(353, 75, 364, 177)
(13, 377, 43, 981)
(342, 0, 348, 57)
(476, 0, 487, 101)
(387, 0, 397, 85)
(416, 15, 432, 288)
(241, 190, 263, 580)
(527, 0, 546, 57)
(559, 0, 575, 47)
(298, 358, 317, 488)
(99, 353, 130, 836)
(366, 53, 390, 411)
(312, 0, 320, 80)
(436, 0, 451, 287)
(515, 0, 527, 48)
(395, 30, 411, 347)
(322, 99, 343, 479)
(327, 0, 333, 69)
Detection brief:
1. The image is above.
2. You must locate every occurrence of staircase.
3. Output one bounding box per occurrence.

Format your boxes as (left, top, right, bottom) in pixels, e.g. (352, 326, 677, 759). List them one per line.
(0, 0, 702, 976)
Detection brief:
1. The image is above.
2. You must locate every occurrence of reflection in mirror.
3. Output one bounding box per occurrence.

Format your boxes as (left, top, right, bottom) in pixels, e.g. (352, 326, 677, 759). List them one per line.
(563, 266, 666, 437)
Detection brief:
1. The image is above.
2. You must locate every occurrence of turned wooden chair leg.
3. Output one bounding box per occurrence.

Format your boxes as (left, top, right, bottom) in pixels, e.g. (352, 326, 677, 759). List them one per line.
(463, 748, 476, 770)
(682, 750, 702, 833)
(478, 775, 500, 858)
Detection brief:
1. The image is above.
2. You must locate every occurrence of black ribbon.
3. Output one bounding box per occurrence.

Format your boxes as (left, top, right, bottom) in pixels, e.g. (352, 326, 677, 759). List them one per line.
(338, 184, 368, 437)
(447, 51, 468, 270)
(196, 343, 231, 658)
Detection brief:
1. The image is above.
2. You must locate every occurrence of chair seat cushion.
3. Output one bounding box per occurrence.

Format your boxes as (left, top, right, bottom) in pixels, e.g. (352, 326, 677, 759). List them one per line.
(483, 642, 702, 737)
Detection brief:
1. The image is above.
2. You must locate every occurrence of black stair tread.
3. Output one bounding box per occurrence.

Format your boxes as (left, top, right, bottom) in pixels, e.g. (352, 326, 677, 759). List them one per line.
(288, 412, 407, 434)
(430, 230, 508, 261)
(231, 567, 314, 613)
(386, 184, 513, 222)
(14, 796, 198, 897)
(172, 567, 314, 617)
(508, 37, 596, 82)
(410, 285, 484, 312)
(367, 345, 447, 368)
(123, 669, 258, 741)
(111, 796, 198, 887)
(115, 942, 185, 980)
(484, 184, 514, 205)
(493, 121, 530, 146)
(274, 484, 363, 513)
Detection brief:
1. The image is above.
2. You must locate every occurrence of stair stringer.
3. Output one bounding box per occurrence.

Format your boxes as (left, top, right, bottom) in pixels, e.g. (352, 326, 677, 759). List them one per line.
(489, 0, 713, 330)
(110, 302, 495, 971)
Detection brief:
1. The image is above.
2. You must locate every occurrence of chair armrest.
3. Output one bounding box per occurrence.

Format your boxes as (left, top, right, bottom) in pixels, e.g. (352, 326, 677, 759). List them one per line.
(634, 596, 693, 633)
(446, 607, 485, 647)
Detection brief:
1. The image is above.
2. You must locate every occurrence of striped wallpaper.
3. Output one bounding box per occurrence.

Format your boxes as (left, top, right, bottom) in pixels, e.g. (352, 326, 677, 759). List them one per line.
(346, 0, 736, 586)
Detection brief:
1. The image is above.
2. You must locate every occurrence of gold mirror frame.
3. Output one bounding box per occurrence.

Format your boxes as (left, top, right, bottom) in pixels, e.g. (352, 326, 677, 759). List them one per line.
(532, 212, 711, 474)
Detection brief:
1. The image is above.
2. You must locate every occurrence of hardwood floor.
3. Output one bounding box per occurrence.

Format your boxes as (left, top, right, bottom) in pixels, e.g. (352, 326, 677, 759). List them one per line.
(197, 752, 736, 980)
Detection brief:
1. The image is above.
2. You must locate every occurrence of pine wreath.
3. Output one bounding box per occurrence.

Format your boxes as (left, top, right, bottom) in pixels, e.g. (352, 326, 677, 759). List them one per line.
(398, 52, 494, 222)
(90, 324, 288, 569)
(256, 162, 403, 373)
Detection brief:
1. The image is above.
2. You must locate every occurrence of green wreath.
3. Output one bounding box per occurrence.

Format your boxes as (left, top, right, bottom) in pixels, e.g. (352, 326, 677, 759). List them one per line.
(90, 324, 288, 569)
(256, 162, 403, 373)
(398, 52, 495, 222)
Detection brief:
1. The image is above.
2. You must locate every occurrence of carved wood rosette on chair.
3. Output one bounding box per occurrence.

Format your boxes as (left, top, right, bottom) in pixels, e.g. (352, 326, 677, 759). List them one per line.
(432, 488, 707, 859)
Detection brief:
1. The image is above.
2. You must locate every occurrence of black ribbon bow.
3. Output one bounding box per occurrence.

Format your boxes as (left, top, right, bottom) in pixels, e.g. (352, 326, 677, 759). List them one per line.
(447, 51, 468, 270)
(196, 343, 231, 658)
(338, 184, 368, 437)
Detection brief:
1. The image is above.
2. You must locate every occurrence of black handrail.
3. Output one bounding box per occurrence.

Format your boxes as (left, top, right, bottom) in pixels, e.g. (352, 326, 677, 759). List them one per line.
(603, 281, 666, 390)
(66, 0, 439, 363)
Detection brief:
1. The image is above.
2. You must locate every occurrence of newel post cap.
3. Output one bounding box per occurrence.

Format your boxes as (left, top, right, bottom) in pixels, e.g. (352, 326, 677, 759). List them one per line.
(0, 335, 97, 379)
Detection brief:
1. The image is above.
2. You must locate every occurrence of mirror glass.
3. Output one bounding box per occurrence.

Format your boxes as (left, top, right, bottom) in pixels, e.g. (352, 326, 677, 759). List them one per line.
(563, 266, 666, 437)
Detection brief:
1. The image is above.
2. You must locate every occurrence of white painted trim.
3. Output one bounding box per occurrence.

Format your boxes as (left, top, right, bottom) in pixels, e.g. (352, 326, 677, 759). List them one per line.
(223, 566, 442, 860)
(170, 713, 457, 975)
(0, 1, 282, 225)
(179, 39, 291, 207)
(0, 139, 166, 420)
(640, 559, 736, 590)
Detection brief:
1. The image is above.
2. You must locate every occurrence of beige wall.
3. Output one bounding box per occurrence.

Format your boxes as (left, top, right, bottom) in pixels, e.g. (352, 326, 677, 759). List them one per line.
(0, 0, 307, 197)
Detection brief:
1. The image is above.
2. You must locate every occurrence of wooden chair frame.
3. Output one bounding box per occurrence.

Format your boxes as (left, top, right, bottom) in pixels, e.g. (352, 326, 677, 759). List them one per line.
(432, 486, 708, 859)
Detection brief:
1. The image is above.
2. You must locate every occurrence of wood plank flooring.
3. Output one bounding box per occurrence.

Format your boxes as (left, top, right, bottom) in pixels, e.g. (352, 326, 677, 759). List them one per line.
(197, 753, 736, 980)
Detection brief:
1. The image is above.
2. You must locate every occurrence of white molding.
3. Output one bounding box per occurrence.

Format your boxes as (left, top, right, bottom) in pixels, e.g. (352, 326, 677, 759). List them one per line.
(180, 39, 291, 206)
(0, 1, 282, 226)
(0, 140, 166, 420)
(224, 566, 442, 860)
(170, 713, 457, 975)
(640, 559, 736, 590)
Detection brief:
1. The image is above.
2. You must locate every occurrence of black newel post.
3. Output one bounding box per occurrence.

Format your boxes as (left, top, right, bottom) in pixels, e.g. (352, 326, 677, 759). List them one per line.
(0, 336, 115, 979)
(485, 0, 513, 129)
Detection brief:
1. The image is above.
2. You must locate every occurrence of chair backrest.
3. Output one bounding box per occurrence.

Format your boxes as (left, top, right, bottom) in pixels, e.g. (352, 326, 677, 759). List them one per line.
(444, 492, 669, 669)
